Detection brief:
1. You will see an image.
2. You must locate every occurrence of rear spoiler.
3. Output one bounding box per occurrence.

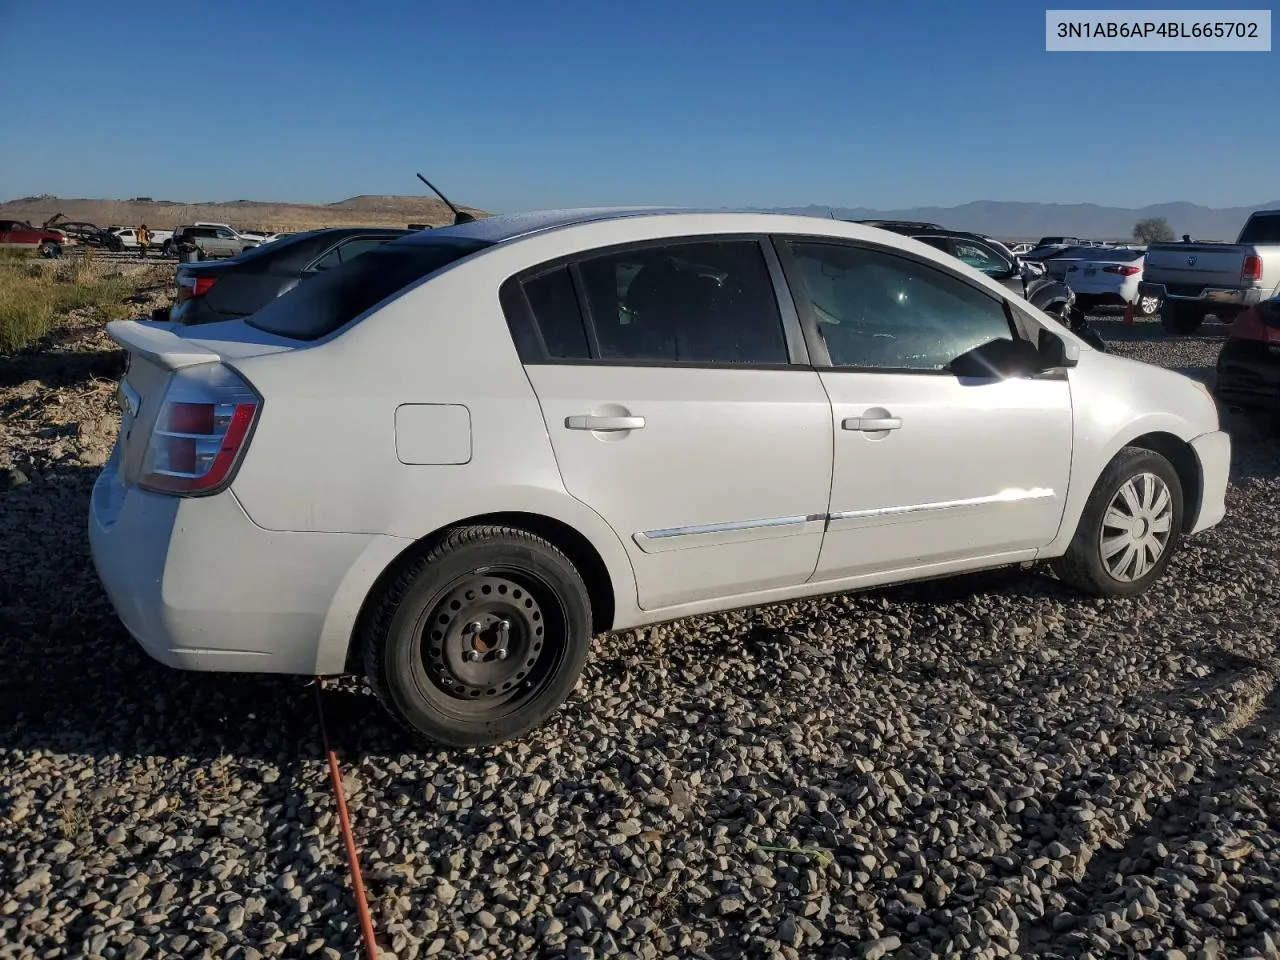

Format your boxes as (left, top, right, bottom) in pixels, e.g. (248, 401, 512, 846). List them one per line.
(106, 320, 222, 371)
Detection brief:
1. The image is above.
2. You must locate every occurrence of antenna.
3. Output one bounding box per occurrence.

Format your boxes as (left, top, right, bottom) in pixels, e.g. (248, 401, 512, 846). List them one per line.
(416, 172, 477, 225)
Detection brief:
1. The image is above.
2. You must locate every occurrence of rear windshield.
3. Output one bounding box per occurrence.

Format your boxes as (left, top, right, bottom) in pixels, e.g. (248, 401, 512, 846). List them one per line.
(1239, 213, 1280, 245)
(246, 238, 490, 340)
(229, 229, 322, 264)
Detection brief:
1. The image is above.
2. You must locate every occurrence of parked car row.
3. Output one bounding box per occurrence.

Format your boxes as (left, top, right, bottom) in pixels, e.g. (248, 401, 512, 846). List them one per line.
(90, 207, 1231, 746)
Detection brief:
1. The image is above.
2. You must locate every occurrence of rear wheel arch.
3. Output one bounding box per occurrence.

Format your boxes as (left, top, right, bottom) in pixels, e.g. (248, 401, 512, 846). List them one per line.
(344, 510, 617, 674)
(1125, 431, 1201, 533)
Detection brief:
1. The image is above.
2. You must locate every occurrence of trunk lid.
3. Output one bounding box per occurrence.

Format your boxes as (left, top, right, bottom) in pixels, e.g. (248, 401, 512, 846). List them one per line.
(1143, 243, 1251, 291)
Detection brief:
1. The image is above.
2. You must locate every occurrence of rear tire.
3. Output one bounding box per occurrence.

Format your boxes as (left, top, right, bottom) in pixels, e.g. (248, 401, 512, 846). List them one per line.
(1052, 447, 1183, 598)
(362, 525, 593, 747)
(1161, 301, 1205, 335)
(37, 241, 60, 259)
(1137, 294, 1160, 317)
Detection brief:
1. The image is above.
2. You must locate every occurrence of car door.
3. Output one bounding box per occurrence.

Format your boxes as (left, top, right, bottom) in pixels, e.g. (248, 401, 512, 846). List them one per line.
(501, 235, 834, 610)
(213, 228, 238, 256)
(775, 236, 1073, 581)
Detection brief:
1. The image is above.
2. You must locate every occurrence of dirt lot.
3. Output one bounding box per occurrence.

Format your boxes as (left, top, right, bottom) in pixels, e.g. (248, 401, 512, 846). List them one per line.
(0, 195, 487, 235)
(1, 304, 1278, 960)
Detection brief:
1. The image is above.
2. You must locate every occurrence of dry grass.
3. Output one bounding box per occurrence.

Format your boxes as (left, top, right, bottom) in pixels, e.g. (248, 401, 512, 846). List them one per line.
(0, 248, 138, 354)
(1, 194, 490, 233)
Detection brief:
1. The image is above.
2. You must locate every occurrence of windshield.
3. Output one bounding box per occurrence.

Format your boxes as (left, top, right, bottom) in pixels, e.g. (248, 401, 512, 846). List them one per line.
(247, 238, 491, 340)
(1239, 213, 1280, 245)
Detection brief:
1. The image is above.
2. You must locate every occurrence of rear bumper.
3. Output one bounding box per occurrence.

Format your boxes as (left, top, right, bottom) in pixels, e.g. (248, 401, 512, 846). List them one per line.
(88, 452, 412, 675)
(1139, 282, 1262, 308)
(1187, 429, 1231, 536)
(1214, 337, 1280, 409)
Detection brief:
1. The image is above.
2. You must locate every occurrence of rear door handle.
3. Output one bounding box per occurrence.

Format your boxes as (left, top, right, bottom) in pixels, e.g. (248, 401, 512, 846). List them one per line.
(565, 415, 646, 431)
(843, 416, 902, 432)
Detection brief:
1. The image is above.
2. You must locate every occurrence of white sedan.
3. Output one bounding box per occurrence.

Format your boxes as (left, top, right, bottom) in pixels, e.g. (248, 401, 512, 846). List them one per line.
(1051, 246, 1159, 315)
(89, 208, 1231, 746)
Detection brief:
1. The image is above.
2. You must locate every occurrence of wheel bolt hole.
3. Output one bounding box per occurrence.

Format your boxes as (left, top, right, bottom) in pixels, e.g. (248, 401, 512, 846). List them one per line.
(535, 626, 543, 636)
(498, 585, 508, 595)
(465, 590, 476, 601)
(486, 688, 497, 696)
(532, 611, 541, 622)
(526, 658, 535, 667)
(449, 600, 461, 611)
(481, 585, 492, 594)
(533, 642, 542, 651)
(513, 589, 522, 599)
(437, 614, 449, 625)
(524, 598, 533, 608)
(469, 690, 480, 698)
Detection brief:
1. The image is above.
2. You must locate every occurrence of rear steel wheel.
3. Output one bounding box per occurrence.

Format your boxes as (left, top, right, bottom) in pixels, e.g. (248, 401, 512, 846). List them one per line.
(420, 573, 557, 709)
(364, 525, 593, 747)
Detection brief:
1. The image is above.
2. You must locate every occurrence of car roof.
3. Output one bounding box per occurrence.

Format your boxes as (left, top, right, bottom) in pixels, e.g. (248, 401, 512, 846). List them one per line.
(399, 207, 707, 245)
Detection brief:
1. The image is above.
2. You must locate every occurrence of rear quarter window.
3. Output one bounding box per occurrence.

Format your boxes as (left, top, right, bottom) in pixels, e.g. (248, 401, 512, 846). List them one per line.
(1239, 214, 1280, 245)
(246, 239, 490, 341)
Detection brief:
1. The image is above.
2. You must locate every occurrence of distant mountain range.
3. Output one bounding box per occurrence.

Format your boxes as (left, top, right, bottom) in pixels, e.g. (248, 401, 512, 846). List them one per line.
(4, 194, 1276, 241)
(757, 200, 1280, 242)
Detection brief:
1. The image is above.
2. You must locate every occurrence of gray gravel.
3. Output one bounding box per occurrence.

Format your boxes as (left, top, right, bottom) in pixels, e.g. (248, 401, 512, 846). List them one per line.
(2, 311, 1279, 959)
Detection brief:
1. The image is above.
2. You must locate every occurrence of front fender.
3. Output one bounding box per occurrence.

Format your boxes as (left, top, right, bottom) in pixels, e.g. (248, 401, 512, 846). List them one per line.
(1042, 408, 1204, 556)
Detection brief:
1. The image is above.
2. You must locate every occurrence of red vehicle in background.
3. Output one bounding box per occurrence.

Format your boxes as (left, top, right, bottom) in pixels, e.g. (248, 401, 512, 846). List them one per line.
(1215, 296, 1280, 423)
(0, 218, 66, 257)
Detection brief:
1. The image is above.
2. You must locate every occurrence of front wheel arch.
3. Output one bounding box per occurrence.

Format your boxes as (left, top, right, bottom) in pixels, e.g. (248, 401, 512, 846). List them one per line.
(1126, 431, 1202, 533)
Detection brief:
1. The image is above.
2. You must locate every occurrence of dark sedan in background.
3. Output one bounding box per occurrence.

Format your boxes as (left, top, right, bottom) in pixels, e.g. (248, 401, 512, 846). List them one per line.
(168, 226, 412, 326)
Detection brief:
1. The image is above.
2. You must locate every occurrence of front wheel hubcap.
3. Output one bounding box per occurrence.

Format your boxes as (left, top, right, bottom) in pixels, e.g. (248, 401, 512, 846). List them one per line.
(1100, 473, 1173, 581)
(423, 574, 547, 701)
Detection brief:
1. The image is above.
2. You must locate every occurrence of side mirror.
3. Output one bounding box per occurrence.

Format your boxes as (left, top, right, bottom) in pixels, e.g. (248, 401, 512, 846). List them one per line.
(1038, 328, 1080, 369)
(950, 337, 1044, 379)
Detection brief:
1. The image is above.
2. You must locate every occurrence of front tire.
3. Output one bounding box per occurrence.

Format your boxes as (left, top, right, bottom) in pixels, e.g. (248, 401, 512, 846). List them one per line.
(1052, 447, 1183, 598)
(363, 525, 593, 747)
(37, 241, 60, 258)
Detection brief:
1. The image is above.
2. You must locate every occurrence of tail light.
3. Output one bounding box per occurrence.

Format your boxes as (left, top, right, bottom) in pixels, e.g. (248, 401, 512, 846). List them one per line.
(1228, 304, 1280, 344)
(139, 363, 260, 496)
(1242, 255, 1263, 283)
(176, 274, 217, 303)
(1102, 265, 1141, 276)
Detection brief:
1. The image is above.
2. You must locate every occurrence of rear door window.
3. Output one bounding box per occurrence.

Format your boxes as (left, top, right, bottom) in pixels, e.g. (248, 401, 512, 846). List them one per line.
(247, 239, 490, 340)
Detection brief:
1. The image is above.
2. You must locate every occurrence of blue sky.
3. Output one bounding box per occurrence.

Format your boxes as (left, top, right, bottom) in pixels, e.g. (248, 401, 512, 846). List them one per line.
(1, 0, 1274, 212)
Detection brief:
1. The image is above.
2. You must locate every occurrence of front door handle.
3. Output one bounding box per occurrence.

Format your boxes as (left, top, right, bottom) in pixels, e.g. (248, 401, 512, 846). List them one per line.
(843, 416, 902, 432)
(565, 415, 646, 431)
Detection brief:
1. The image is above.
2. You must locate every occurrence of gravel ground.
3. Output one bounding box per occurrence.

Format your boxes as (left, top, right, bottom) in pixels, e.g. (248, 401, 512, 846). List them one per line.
(1, 310, 1278, 960)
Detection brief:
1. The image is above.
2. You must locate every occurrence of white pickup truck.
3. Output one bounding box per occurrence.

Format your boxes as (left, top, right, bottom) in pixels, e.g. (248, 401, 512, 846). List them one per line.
(1139, 209, 1280, 334)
